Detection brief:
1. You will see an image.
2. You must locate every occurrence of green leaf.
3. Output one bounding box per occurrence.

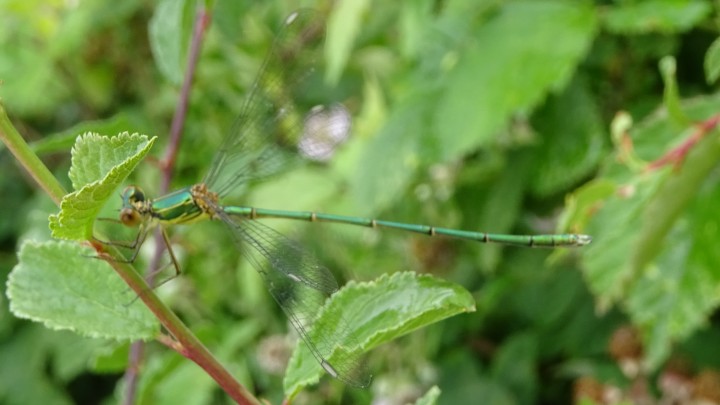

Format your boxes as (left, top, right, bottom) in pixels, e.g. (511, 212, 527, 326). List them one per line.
(531, 78, 606, 197)
(551, 179, 616, 264)
(627, 138, 720, 369)
(350, 97, 429, 215)
(414, 386, 441, 405)
(140, 356, 217, 405)
(6, 240, 159, 340)
(580, 94, 720, 369)
(704, 36, 720, 84)
(603, 0, 711, 34)
(399, 0, 435, 60)
(491, 333, 538, 405)
(583, 174, 665, 311)
(351, 73, 388, 140)
(212, 0, 251, 41)
(434, 0, 596, 160)
(30, 113, 136, 155)
(0, 46, 68, 116)
(626, 213, 718, 369)
(149, 0, 194, 85)
(439, 351, 515, 405)
(0, 325, 74, 405)
(91, 342, 131, 373)
(462, 150, 533, 272)
(325, 0, 371, 85)
(49, 331, 110, 381)
(48, 132, 156, 240)
(69, 132, 156, 190)
(283, 271, 475, 397)
(659, 56, 689, 126)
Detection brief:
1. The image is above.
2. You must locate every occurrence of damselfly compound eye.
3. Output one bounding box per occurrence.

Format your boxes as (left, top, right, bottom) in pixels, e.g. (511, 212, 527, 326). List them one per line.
(121, 186, 146, 205)
(120, 208, 141, 227)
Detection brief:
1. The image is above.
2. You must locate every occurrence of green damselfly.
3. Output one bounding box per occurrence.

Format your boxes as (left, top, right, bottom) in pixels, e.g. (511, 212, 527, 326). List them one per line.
(109, 10, 590, 387)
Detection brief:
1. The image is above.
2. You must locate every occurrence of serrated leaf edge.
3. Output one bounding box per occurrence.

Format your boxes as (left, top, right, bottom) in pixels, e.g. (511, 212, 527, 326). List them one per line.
(50, 133, 156, 240)
(7, 240, 158, 341)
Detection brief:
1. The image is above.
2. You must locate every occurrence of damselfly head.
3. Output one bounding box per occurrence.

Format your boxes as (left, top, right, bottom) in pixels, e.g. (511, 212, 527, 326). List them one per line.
(119, 186, 146, 227)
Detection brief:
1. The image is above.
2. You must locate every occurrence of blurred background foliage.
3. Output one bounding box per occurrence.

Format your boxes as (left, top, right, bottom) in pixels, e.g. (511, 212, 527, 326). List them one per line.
(2, 0, 720, 404)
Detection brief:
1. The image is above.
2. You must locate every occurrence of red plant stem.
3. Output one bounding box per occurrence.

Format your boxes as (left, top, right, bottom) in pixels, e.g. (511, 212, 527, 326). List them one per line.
(101, 253, 259, 405)
(647, 113, 720, 171)
(161, 6, 211, 191)
(123, 5, 250, 405)
(123, 342, 143, 404)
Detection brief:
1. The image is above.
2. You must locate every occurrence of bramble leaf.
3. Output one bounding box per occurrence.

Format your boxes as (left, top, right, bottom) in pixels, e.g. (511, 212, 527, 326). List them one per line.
(48, 132, 155, 240)
(578, 94, 720, 369)
(7, 241, 159, 340)
(284, 271, 475, 398)
(434, 1, 596, 160)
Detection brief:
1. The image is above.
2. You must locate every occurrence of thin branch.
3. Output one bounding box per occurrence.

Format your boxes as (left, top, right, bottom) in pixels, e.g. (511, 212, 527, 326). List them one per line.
(123, 342, 143, 404)
(124, 5, 215, 405)
(94, 244, 260, 405)
(0, 103, 67, 206)
(161, 5, 211, 191)
(647, 113, 720, 171)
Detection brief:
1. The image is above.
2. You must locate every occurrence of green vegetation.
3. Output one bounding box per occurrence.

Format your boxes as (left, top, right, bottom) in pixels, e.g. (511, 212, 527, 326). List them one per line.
(2, 0, 720, 404)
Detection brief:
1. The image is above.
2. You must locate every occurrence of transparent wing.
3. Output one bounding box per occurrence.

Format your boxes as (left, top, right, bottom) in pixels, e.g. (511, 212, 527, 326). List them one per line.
(204, 10, 330, 197)
(213, 207, 370, 387)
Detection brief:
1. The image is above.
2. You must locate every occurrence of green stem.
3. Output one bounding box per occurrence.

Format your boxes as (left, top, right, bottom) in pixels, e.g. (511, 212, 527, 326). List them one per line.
(102, 249, 260, 405)
(0, 102, 67, 205)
